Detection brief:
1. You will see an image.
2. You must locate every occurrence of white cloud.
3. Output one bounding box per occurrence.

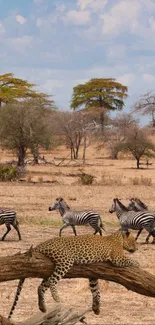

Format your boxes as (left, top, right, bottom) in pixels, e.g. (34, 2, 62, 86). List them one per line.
(106, 44, 126, 60)
(117, 73, 135, 87)
(33, 0, 44, 4)
(77, 0, 94, 10)
(16, 15, 27, 25)
(143, 73, 155, 82)
(64, 10, 91, 26)
(101, 0, 141, 35)
(42, 79, 63, 93)
(0, 23, 5, 35)
(56, 4, 66, 12)
(78, 0, 108, 12)
(9, 36, 33, 52)
(36, 18, 44, 27)
(149, 16, 155, 31)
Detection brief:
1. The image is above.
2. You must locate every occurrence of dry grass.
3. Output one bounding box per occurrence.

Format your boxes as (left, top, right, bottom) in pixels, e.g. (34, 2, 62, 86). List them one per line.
(0, 146, 155, 324)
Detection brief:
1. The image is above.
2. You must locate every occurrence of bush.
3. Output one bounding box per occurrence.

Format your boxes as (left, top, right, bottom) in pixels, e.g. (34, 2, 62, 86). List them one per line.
(79, 172, 94, 185)
(101, 173, 123, 186)
(131, 176, 152, 186)
(0, 164, 25, 181)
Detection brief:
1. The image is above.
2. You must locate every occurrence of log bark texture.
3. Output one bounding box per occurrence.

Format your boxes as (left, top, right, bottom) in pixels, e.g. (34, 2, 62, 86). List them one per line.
(0, 251, 155, 299)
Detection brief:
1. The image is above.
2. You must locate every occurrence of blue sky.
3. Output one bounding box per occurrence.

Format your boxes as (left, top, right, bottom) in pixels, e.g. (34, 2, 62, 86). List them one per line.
(1, 0, 155, 123)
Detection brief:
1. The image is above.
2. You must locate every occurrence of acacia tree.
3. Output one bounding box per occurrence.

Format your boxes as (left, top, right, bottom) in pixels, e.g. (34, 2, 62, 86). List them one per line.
(55, 111, 98, 161)
(132, 91, 155, 127)
(104, 113, 138, 159)
(120, 126, 155, 169)
(0, 99, 55, 166)
(0, 73, 54, 107)
(70, 78, 128, 133)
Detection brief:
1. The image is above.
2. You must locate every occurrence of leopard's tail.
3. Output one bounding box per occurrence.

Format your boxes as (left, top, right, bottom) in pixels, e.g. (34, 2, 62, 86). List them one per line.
(8, 278, 25, 319)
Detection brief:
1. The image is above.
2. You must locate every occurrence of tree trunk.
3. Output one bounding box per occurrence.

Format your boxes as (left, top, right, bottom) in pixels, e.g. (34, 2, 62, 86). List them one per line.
(100, 111, 104, 135)
(82, 133, 87, 165)
(17, 145, 26, 166)
(1, 251, 155, 299)
(31, 148, 39, 164)
(136, 158, 140, 169)
(2, 305, 91, 325)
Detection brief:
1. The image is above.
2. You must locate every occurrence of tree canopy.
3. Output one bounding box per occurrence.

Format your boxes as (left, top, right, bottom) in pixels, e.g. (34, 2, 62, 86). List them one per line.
(132, 91, 155, 127)
(0, 99, 55, 166)
(70, 78, 128, 133)
(0, 73, 54, 107)
(120, 126, 155, 168)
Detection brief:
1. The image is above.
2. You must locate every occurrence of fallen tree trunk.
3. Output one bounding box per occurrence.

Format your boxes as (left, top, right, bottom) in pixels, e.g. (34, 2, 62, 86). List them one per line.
(0, 305, 91, 325)
(0, 250, 155, 298)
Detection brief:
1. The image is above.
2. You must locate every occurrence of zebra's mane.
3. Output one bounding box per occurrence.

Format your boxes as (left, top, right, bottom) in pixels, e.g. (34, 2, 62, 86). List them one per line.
(134, 198, 148, 210)
(115, 198, 129, 211)
(57, 197, 70, 210)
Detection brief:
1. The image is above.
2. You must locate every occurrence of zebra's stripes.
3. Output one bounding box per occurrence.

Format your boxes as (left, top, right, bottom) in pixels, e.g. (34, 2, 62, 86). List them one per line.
(127, 198, 154, 242)
(0, 207, 21, 241)
(109, 198, 155, 243)
(49, 197, 105, 236)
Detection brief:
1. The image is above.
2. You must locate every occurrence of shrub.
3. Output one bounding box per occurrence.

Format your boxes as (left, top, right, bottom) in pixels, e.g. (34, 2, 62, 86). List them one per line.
(101, 173, 123, 186)
(79, 172, 94, 185)
(0, 164, 25, 181)
(131, 176, 152, 186)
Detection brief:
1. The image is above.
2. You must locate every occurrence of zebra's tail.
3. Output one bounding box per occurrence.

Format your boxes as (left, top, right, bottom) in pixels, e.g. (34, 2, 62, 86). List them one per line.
(99, 216, 105, 231)
(8, 278, 25, 320)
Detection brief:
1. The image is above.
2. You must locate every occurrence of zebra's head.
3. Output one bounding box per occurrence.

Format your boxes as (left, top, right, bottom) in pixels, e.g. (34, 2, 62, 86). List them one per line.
(49, 197, 70, 216)
(133, 197, 148, 210)
(127, 199, 140, 212)
(109, 198, 117, 213)
(109, 198, 129, 213)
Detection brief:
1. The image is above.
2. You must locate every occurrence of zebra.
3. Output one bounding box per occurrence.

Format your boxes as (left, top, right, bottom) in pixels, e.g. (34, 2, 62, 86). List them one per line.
(109, 198, 155, 243)
(128, 197, 148, 211)
(127, 198, 154, 242)
(49, 197, 105, 236)
(0, 207, 21, 241)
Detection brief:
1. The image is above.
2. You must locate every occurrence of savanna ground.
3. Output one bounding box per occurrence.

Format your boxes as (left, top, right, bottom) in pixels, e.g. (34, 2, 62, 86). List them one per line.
(0, 145, 155, 324)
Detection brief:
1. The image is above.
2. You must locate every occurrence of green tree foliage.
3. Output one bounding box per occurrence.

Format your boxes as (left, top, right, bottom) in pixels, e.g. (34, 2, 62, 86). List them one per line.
(70, 78, 128, 133)
(0, 73, 54, 107)
(0, 99, 55, 166)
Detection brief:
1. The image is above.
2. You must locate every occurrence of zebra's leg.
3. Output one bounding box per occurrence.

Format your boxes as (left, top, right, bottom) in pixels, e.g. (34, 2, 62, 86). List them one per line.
(59, 223, 69, 237)
(148, 229, 155, 244)
(135, 229, 143, 241)
(145, 233, 151, 243)
(71, 225, 77, 236)
(12, 221, 22, 240)
(1, 224, 11, 241)
(144, 228, 155, 243)
(89, 278, 100, 315)
(93, 227, 102, 236)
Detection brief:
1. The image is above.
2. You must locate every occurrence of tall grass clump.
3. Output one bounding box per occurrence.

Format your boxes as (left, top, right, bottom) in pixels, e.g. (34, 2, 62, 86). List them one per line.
(0, 164, 25, 181)
(131, 176, 152, 186)
(101, 173, 123, 186)
(79, 172, 94, 185)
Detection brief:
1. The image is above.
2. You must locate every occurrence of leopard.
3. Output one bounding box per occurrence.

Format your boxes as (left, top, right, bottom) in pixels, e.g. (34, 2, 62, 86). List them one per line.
(8, 231, 138, 319)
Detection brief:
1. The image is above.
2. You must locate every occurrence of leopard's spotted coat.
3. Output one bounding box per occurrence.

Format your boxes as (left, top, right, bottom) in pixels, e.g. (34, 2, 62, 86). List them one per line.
(8, 231, 138, 319)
